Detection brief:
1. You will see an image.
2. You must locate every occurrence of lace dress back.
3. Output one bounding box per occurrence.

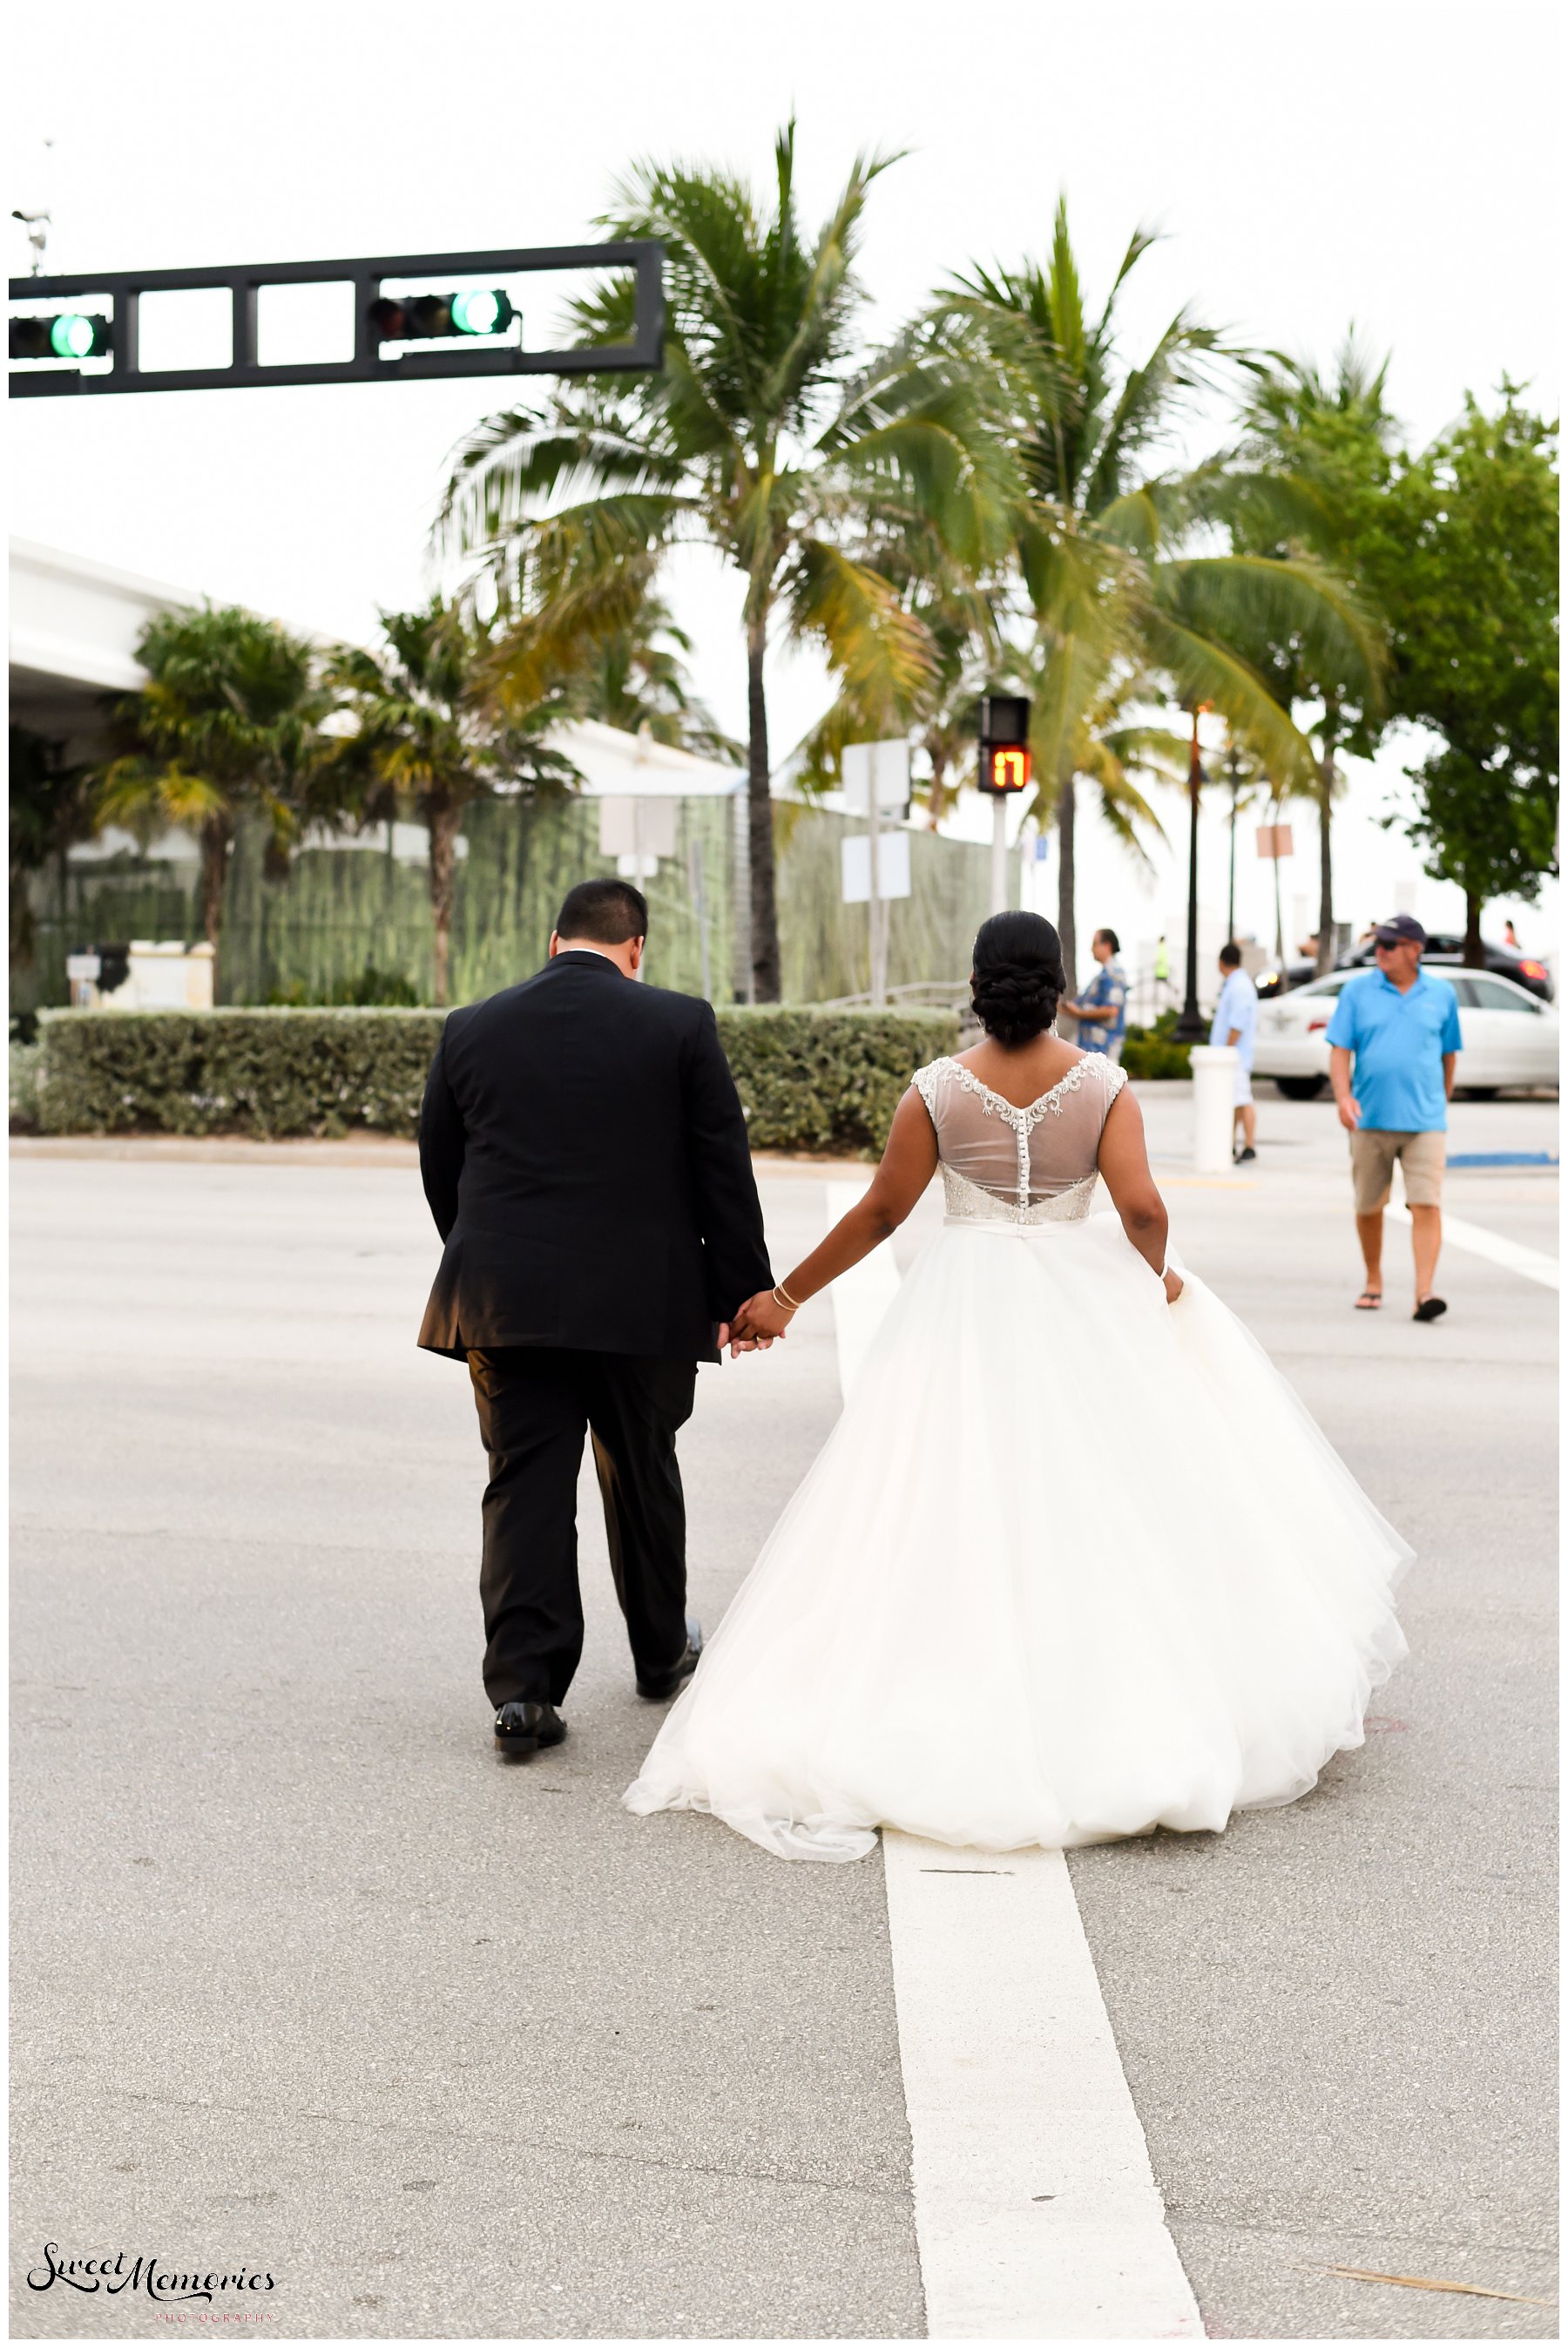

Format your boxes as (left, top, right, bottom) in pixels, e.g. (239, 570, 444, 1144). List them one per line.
(911, 1053, 1127, 1225)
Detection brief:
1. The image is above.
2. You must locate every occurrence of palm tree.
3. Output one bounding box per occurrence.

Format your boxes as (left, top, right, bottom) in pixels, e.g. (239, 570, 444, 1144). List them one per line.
(323, 598, 573, 1006)
(97, 605, 323, 986)
(935, 202, 1383, 990)
(1235, 334, 1398, 968)
(10, 724, 91, 968)
(440, 124, 995, 1000)
(561, 593, 741, 761)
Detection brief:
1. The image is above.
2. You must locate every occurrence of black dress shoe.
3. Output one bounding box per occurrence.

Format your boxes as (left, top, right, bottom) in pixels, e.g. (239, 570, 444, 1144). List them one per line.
(636, 1615, 704, 1701)
(493, 1700, 567, 1756)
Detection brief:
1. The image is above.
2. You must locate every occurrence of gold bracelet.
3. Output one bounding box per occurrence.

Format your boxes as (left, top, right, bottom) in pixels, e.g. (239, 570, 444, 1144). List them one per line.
(772, 1280, 803, 1313)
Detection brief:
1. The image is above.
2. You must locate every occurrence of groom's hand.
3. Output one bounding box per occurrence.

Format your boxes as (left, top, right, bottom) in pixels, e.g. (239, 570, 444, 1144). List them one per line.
(716, 1318, 771, 1358)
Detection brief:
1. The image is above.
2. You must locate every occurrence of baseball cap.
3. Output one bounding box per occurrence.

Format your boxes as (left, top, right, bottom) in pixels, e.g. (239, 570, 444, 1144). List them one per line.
(1372, 913, 1427, 947)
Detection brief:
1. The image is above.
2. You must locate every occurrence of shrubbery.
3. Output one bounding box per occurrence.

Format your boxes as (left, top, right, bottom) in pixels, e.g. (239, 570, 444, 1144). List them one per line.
(10, 1040, 43, 1133)
(1120, 1013, 1194, 1080)
(718, 1006, 959, 1154)
(30, 1003, 961, 1154)
(35, 1009, 443, 1140)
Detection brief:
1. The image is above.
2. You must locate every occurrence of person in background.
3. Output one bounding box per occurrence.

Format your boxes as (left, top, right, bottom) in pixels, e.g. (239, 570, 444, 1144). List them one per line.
(1154, 934, 1172, 1009)
(1504, 919, 1524, 953)
(1211, 942, 1260, 1162)
(1064, 929, 1129, 1064)
(1326, 913, 1462, 1322)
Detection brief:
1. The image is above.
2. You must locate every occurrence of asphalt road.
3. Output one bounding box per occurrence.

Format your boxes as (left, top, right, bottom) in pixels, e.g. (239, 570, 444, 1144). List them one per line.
(9, 1086, 1558, 2339)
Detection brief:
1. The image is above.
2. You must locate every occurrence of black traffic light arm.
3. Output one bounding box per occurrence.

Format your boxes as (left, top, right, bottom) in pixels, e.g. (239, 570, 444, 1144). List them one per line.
(8, 240, 663, 397)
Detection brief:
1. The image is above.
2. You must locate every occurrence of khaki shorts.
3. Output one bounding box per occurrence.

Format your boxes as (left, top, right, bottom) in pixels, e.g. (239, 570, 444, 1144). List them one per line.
(1350, 1127, 1446, 1214)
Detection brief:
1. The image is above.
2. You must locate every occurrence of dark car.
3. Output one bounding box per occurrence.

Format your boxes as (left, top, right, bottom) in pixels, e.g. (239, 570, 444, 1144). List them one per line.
(1335, 933, 1555, 1003)
(1254, 959, 1316, 1000)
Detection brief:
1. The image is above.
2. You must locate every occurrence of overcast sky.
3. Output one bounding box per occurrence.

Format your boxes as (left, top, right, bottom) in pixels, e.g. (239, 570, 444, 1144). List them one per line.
(10, 0, 1559, 957)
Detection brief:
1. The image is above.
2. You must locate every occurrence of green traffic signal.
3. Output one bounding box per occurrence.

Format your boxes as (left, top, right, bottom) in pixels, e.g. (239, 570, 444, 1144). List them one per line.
(9, 310, 112, 362)
(51, 314, 98, 359)
(450, 288, 512, 337)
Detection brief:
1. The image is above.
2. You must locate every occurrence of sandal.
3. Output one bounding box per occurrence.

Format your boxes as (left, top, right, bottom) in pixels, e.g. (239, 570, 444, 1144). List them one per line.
(1413, 1296, 1448, 1323)
(1354, 1290, 1382, 1310)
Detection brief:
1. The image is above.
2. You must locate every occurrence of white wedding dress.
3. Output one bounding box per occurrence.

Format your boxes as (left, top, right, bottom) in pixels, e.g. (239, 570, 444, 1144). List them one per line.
(624, 1052, 1414, 1863)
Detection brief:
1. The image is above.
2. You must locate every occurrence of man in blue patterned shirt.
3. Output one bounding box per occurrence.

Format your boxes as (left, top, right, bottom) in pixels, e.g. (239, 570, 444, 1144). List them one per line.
(1063, 929, 1129, 1063)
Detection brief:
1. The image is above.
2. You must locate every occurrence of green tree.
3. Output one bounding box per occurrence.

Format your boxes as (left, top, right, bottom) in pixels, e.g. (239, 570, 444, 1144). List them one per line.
(1376, 386, 1558, 957)
(939, 205, 1382, 987)
(562, 593, 741, 761)
(10, 723, 92, 968)
(1236, 335, 1399, 968)
(441, 124, 993, 1000)
(97, 605, 324, 985)
(323, 597, 573, 1005)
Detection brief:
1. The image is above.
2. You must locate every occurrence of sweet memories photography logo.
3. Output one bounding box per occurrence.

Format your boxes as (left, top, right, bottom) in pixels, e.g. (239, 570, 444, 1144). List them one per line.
(25, 2243, 277, 2306)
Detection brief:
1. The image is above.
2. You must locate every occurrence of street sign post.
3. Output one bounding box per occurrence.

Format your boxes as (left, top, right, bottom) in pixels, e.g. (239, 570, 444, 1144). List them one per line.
(841, 741, 910, 1009)
(8, 241, 663, 397)
(977, 694, 1031, 916)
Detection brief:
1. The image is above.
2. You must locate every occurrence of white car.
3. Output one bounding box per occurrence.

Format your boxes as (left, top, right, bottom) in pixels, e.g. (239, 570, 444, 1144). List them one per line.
(1252, 968, 1560, 1100)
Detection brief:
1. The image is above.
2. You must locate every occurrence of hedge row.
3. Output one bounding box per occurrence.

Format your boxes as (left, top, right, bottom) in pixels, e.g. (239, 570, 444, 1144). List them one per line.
(717, 1005, 959, 1154)
(31, 1004, 961, 1156)
(1119, 1033, 1194, 1079)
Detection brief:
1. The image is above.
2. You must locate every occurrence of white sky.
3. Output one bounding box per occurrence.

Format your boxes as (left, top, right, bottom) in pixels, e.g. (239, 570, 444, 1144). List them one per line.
(9, 0, 1560, 971)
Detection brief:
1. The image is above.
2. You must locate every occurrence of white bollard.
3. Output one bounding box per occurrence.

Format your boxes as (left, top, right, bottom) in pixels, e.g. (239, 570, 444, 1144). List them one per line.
(1189, 1044, 1240, 1173)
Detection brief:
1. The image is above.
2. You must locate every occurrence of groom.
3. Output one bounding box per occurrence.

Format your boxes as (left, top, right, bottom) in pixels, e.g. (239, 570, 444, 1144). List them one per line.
(416, 878, 773, 1756)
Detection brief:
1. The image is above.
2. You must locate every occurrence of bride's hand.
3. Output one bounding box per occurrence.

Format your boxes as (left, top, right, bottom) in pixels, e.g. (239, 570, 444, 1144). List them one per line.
(732, 1289, 794, 1346)
(1163, 1268, 1185, 1304)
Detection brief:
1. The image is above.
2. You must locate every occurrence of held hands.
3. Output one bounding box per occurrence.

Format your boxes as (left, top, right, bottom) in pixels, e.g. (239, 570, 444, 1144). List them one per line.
(727, 1287, 797, 1352)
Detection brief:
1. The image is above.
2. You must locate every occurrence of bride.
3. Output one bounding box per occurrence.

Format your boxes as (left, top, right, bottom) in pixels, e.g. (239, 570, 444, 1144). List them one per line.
(624, 911, 1413, 1864)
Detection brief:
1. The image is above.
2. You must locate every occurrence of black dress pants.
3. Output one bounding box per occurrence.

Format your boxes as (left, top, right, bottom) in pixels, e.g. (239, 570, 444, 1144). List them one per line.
(467, 1347, 698, 1709)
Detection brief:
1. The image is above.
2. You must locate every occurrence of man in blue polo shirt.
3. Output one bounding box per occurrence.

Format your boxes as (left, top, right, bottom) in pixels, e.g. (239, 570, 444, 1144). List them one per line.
(1326, 913, 1463, 1322)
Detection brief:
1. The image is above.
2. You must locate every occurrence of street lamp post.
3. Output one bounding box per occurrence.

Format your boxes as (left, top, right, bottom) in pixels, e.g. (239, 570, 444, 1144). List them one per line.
(1226, 746, 1242, 944)
(1173, 706, 1210, 1044)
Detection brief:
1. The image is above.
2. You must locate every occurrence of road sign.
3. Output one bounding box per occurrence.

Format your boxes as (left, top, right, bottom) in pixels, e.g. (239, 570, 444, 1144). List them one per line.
(598, 795, 678, 863)
(841, 740, 910, 814)
(1255, 824, 1294, 859)
(8, 241, 663, 397)
(841, 831, 911, 904)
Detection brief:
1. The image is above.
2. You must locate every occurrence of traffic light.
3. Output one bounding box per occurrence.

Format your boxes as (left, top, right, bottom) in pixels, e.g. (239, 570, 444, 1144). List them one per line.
(10, 311, 112, 361)
(977, 694, 1031, 794)
(368, 288, 515, 342)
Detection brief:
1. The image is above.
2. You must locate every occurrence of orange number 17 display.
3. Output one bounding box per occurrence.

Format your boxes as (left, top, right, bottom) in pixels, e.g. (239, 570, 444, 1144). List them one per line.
(983, 744, 1031, 794)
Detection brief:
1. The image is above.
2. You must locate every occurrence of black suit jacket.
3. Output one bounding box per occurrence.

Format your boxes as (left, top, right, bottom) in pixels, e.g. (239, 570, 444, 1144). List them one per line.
(417, 951, 772, 1365)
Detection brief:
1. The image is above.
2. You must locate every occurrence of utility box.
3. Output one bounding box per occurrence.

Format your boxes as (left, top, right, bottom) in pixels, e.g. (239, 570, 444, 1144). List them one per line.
(84, 940, 216, 1010)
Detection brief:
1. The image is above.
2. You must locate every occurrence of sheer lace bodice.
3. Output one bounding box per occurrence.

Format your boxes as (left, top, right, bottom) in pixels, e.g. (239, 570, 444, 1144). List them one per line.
(910, 1052, 1127, 1226)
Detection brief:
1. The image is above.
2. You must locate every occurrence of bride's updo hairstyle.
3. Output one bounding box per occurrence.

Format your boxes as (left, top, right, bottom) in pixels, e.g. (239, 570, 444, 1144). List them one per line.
(970, 910, 1067, 1045)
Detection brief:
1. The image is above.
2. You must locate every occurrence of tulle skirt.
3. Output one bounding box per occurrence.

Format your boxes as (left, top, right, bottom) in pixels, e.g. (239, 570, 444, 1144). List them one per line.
(623, 1211, 1414, 1863)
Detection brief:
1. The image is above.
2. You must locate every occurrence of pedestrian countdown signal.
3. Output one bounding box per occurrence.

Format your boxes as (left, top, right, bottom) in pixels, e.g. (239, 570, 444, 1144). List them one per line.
(982, 743, 1031, 794)
(977, 694, 1032, 795)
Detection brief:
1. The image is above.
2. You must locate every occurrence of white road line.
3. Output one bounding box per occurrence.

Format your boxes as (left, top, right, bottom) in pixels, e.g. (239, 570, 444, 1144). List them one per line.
(824, 1181, 1203, 2342)
(882, 1837, 1203, 2340)
(1386, 1200, 1559, 1289)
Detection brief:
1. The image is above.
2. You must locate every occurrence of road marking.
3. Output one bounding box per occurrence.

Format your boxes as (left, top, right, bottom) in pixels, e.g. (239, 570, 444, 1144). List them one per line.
(882, 1836, 1203, 2339)
(1445, 1150, 1558, 1168)
(1386, 1201, 1559, 1289)
(824, 1179, 1204, 2341)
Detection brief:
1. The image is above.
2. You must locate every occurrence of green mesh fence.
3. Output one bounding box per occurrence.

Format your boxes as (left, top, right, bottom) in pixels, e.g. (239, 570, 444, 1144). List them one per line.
(11, 795, 1011, 1013)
